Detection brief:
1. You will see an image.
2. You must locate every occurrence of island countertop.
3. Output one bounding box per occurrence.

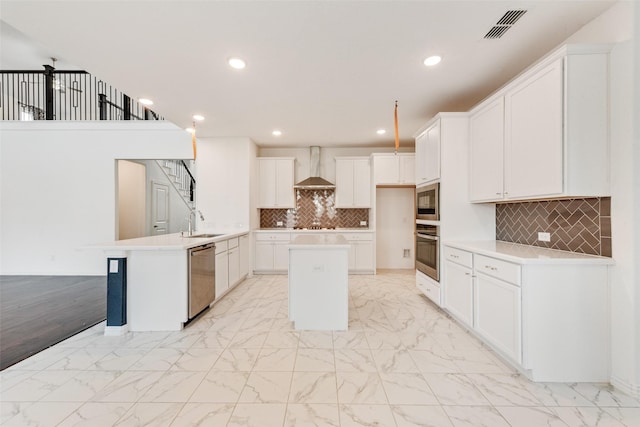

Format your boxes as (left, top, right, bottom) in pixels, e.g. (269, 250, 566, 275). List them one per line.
(92, 229, 249, 251)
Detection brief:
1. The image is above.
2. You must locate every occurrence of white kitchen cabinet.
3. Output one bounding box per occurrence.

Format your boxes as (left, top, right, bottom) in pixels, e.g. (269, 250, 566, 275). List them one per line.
(469, 44, 610, 202)
(253, 232, 291, 273)
(372, 153, 415, 186)
(227, 238, 240, 288)
(469, 97, 505, 202)
(215, 243, 229, 298)
(442, 241, 611, 382)
(415, 120, 440, 186)
(258, 158, 295, 208)
(443, 247, 474, 328)
(342, 232, 374, 273)
(335, 157, 371, 208)
(239, 234, 249, 278)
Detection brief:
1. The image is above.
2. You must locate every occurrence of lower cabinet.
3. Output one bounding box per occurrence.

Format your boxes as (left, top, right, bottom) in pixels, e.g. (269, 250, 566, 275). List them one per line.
(239, 234, 249, 277)
(474, 271, 522, 364)
(228, 239, 240, 288)
(214, 234, 250, 301)
(215, 245, 229, 298)
(444, 260, 474, 328)
(254, 232, 291, 273)
(343, 233, 374, 273)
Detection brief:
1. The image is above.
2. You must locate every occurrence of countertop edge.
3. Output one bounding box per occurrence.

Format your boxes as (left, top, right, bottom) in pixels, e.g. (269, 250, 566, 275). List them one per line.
(443, 240, 615, 265)
(90, 230, 250, 251)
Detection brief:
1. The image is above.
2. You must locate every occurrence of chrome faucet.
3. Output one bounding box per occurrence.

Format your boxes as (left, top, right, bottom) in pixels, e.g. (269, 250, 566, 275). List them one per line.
(187, 209, 205, 236)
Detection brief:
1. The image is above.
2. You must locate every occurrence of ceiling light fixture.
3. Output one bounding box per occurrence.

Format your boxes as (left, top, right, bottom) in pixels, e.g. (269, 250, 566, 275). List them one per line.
(423, 55, 442, 66)
(376, 129, 386, 135)
(192, 114, 205, 121)
(272, 130, 282, 136)
(228, 57, 246, 69)
(139, 98, 153, 106)
(185, 127, 194, 133)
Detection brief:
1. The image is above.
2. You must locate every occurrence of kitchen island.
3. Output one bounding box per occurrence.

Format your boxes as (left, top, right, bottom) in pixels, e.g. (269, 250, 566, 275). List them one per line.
(93, 230, 248, 333)
(288, 234, 349, 330)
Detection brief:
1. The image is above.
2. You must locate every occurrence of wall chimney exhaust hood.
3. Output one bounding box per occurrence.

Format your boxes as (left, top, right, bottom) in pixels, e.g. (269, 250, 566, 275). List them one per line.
(294, 146, 335, 190)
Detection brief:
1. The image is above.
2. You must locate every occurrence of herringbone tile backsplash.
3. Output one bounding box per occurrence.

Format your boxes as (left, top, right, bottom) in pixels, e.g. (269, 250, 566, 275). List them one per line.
(260, 189, 369, 229)
(496, 197, 611, 257)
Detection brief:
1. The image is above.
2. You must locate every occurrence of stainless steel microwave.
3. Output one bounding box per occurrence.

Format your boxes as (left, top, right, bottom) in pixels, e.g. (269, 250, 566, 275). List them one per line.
(416, 182, 439, 221)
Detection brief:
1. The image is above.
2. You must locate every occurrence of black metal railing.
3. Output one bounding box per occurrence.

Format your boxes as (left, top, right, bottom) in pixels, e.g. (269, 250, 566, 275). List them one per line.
(180, 160, 196, 202)
(0, 66, 163, 121)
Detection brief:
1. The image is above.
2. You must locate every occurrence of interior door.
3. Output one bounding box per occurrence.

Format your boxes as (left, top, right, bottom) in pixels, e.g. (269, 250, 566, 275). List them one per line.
(151, 180, 170, 235)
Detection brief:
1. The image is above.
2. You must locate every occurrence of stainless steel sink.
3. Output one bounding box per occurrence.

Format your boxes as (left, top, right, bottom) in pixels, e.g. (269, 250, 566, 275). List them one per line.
(184, 233, 222, 238)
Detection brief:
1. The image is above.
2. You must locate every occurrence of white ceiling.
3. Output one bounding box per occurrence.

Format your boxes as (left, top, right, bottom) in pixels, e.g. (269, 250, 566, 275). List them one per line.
(0, 0, 617, 147)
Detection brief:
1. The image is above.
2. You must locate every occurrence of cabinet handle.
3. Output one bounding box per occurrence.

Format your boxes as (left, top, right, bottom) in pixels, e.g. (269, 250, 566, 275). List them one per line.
(465, 272, 471, 276)
(484, 265, 498, 271)
(450, 254, 459, 259)
(496, 192, 502, 195)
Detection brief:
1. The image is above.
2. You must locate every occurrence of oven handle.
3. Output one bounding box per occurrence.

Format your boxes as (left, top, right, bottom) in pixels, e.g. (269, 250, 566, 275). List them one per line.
(416, 233, 439, 241)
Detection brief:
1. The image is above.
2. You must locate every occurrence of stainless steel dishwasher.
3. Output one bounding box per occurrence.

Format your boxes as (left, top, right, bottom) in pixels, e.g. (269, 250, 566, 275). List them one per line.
(188, 243, 216, 318)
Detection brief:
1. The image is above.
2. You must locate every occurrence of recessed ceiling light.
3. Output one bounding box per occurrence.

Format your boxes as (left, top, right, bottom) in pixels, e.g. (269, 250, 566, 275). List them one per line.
(185, 127, 194, 133)
(192, 114, 205, 121)
(139, 98, 153, 106)
(272, 130, 282, 136)
(423, 55, 442, 66)
(228, 57, 246, 69)
(376, 129, 386, 135)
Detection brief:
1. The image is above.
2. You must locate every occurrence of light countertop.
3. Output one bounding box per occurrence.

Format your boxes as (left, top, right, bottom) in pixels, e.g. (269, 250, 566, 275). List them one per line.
(255, 228, 372, 233)
(92, 230, 249, 251)
(443, 240, 614, 265)
(289, 234, 349, 248)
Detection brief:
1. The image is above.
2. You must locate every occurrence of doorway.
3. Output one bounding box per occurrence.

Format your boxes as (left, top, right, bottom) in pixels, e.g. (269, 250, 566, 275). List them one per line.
(376, 187, 415, 269)
(117, 160, 146, 239)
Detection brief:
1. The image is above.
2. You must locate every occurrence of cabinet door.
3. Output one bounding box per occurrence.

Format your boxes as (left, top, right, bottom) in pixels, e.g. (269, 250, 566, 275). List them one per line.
(353, 241, 374, 272)
(275, 159, 295, 207)
(254, 242, 274, 271)
(335, 159, 355, 207)
(469, 97, 505, 202)
(444, 261, 473, 327)
(228, 247, 240, 287)
(373, 155, 398, 185)
(258, 159, 277, 207)
(415, 132, 428, 185)
(239, 234, 249, 277)
(505, 58, 563, 199)
(215, 251, 229, 298)
(399, 155, 415, 184)
(474, 272, 522, 364)
(353, 159, 371, 207)
(424, 122, 440, 183)
(273, 242, 289, 271)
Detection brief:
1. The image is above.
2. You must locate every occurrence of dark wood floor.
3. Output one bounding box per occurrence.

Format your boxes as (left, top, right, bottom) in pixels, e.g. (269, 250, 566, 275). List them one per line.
(0, 275, 107, 370)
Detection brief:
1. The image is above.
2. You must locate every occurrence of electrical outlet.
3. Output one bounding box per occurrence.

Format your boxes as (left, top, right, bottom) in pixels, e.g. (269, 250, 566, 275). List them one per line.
(360, 220, 367, 226)
(538, 232, 551, 242)
(276, 221, 283, 227)
(403, 249, 411, 258)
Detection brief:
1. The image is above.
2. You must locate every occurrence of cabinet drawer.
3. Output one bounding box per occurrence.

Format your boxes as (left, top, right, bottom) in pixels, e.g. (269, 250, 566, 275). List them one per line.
(417, 274, 441, 306)
(227, 237, 239, 249)
(474, 254, 521, 285)
(215, 240, 228, 254)
(341, 232, 373, 241)
(443, 246, 473, 268)
(255, 232, 291, 241)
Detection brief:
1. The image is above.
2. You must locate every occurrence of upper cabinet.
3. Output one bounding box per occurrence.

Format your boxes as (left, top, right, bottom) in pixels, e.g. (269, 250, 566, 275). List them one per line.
(258, 158, 295, 208)
(469, 45, 610, 203)
(335, 157, 371, 208)
(372, 153, 415, 186)
(415, 120, 440, 186)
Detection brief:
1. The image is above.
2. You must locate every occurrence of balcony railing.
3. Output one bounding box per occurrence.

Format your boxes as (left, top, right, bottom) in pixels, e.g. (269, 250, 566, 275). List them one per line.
(0, 65, 163, 121)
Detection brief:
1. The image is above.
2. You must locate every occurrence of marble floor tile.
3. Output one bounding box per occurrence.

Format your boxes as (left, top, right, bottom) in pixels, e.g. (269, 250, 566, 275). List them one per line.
(334, 349, 378, 372)
(519, 381, 595, 407)
(284, 403, 340, 427)
(371, 349, 420, 373)
(47, 347, 112, 370)
(189, 370, 249, 403)
(253, 347, 297, 371)
(298, 331, 334, 349)
(570, 383, 640, 408)
(495, 406, 570, 427)
(238, 371, 293, 403)
(391, 405, 454, 427)
(130, 348, 184, 371)
(339, 404, 398, 427)
(40, 370, 122, 402)
(381, 373, 439, 405)
(409, 348, 459, 373)
(228, 330, 269, 348)
(337, 372, 388, 404)
(138, 370, 206, 402)
(113, 402, 183, 427)
(57, 402, 133, 427)
(333, 331, 369, 349)
(212, 347, 260, 371)
(170, 348, 222, 371)
(295, 348, 336, 371)
(2, 402, 82, 427)
(1, 369, 80, 402)
(227, 403, 287, 427)
(88, 348, 149, 371)
(443, 405, 511, 427)
(468, 373, 543, 406)
(553, 406, 627, 426)
(91, 370, 164, 403)
(602, 407, 640, 426)
(189, 330, 235, 349)
(423, 373, 491, 406)
(263, 331, 300, 348)
(169, 403, 235, 427)
(289, 372, 338, 404)
(0, 402, 32, 425)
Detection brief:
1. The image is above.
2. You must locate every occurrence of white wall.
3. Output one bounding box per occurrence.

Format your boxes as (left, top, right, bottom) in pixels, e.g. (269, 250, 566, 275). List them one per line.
(259, 146, 413, 184)
(376, 188, 414, 269)
(565, 1, 638, 397)
(0, 121, 193, 275)
(196, 137, 257, 232)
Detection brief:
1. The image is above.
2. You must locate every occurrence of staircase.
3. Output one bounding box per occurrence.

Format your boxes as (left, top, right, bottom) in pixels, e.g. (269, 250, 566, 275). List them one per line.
(157, 160, 196, 208)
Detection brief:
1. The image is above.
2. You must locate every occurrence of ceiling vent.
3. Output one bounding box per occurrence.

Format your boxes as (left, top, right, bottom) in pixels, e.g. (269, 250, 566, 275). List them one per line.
(484, 10, 527, 39)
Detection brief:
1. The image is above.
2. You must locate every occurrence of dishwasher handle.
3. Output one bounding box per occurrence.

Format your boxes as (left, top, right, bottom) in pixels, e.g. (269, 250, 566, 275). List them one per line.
(190, 244, 215, 254)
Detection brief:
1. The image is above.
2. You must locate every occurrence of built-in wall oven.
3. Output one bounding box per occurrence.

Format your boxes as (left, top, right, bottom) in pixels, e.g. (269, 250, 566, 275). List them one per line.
(416, 223, 439, 282)
(416, 182, 439, 221)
